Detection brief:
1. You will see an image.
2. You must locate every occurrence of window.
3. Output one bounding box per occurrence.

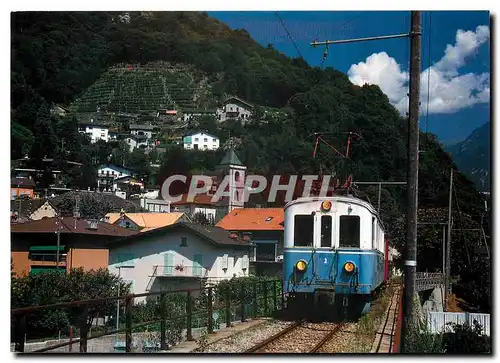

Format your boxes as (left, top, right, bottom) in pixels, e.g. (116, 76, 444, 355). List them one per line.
(194, 144, 199, 150)
(255, 242, 277, 261)
(294, 215, 314, 247)
(203, 145, 208, 150)
(112, 171, 115, 175)
(235, 171, 241, 182)
(180, 237, 187, 247)
(204, 138, 208, 142)
(212, 138, 216, 142)
(194, 138, 199, 142)
(321, 215, 332, 247)
(339, 216, 360, 248)
(371, 217, 376, 249)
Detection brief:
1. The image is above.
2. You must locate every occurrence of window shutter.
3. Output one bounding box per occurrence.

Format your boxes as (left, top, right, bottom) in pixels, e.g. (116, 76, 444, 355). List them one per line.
(221, 254, 228, 270)
(193, 254, 203, 277)
(242, 255, 249, 270)
(163, 252, 174, 275)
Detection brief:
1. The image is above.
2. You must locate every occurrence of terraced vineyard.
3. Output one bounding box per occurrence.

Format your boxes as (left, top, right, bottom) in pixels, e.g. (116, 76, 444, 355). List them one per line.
(70, 62, 216, 114)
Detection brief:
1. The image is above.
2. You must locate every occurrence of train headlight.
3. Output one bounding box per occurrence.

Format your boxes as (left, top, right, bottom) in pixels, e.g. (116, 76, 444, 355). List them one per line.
(321, 200, 332, 212)
(344, 261, 355, 273)
(295, 260, 308, 272)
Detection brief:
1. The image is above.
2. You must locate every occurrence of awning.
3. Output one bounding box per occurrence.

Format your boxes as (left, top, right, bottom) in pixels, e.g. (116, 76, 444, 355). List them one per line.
(29, 245, 66, 251)
(30, 267, 65, 275)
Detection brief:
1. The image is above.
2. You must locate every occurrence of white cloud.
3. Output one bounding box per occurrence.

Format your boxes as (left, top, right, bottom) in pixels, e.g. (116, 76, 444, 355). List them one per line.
(347, 25, 490, 115)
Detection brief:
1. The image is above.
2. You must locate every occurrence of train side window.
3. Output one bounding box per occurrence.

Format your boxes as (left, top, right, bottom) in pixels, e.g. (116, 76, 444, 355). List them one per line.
(294, 215, 314, 247)
(371, 217, 376, 249)
(339, 215, 360, 248)
(321, 215, 332, 247)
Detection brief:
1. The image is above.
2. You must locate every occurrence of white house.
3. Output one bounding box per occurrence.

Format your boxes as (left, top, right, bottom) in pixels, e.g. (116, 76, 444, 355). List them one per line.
(108, 222, 253, 300)
(78, 120, 110, 143)
(129, 124, 155, 139)
(125, 135, 150, 152)
(183, 132, 220, 151)
(97, 164, 133, 192)
(216, 97, 253, 123)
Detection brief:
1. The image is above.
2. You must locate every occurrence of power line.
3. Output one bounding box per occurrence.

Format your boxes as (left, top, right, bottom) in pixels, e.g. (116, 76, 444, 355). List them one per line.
(275, 11, 304, 60)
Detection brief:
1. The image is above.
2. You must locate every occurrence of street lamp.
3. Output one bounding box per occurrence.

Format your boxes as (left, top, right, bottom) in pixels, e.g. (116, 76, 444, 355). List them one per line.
(116, 265, 134, 342)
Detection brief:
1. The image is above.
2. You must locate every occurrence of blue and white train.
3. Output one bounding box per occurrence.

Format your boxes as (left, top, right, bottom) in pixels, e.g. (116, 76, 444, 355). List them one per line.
(283, 196, 389, 318)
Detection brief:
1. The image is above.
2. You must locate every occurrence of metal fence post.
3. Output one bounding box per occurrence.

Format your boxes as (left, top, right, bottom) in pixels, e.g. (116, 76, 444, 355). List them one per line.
(125, 297, 132, 352)
(14, 313, 26, 353)
(160, 292, 166, 350)
(252, 281, 258, 318)
(263, 281, 268, 316)
(186, 290, 193, 341)
(273, 280, 278, 313)
(79, 307, 89, 353)
(207, 287, 213, 334)
(240, 282, 246, 322)
(225, 286, 232, 328)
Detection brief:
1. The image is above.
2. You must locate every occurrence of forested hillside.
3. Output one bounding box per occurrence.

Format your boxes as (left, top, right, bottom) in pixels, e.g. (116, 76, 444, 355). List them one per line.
(11, 11, 490, 310)
(446, 122, 490, 192)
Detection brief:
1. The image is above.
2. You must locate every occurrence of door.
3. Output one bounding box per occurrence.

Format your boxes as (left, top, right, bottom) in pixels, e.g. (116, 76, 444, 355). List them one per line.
(314, 215, 335, 281)
(193, 254, 203, 277)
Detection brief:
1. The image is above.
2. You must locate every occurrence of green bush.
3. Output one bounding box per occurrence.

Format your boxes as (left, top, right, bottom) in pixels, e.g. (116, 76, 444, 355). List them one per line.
(442, 320, 490, 353)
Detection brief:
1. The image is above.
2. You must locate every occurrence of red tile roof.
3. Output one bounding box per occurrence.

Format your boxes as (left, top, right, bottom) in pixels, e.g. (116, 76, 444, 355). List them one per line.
(216, 208, 284, 231)
(10, 217, 138, 237)
(170, 193, 215, 206)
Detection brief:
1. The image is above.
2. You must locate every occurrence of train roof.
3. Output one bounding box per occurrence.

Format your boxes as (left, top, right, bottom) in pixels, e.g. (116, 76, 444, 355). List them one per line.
(284, 196, 379, 216)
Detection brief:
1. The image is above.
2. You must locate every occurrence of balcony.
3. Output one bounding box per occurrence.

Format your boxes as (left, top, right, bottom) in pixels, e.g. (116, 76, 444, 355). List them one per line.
(150, 265, 208, 278)
(30, 253, 67, 267)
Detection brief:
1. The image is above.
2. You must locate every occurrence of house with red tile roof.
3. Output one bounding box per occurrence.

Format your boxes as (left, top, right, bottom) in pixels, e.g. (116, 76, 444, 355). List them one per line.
(216, 208, 284, 277)
(11, 217, 138, 276)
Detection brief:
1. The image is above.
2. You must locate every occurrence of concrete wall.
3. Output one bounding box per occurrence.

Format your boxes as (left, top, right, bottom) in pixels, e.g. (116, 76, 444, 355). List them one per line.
(11, 251, 30, 277)
(68, 248, 109, 272)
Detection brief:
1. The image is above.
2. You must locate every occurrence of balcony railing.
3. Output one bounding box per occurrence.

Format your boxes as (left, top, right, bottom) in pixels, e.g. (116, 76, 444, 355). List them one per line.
(152, 265, 208, 278)
(30, 254, 67, 263)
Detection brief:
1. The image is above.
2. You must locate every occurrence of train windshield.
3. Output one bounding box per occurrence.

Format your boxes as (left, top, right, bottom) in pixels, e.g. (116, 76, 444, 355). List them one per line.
(339, 215, 360, 248)
(320, 215, 332, 247)
(294, 215, 314, 247)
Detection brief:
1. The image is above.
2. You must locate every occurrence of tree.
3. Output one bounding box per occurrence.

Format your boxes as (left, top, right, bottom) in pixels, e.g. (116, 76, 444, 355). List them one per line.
(11, 268, 131, 340)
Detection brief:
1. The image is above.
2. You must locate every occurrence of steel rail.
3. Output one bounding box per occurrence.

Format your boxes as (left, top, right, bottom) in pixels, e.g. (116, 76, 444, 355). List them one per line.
(244, 320, 303, 353)
(309, 323, 346, 353)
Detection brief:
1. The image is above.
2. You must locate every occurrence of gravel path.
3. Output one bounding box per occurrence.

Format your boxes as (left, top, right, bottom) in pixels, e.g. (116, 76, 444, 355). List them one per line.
(200, 320, 294, 353)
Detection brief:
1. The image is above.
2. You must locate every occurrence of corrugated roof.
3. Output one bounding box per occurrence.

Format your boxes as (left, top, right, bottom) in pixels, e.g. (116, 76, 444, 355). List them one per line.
(11, 217, 138, 237)
(216, 208, 284, 231)
(104, 212, 185, 231)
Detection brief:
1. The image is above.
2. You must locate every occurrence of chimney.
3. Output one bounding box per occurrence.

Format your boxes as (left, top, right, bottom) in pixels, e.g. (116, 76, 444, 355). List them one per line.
(87, 220, 98, 230)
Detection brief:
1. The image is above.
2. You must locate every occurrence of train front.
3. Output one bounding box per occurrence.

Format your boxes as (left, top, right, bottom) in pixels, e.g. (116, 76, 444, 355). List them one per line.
(282, 197, 385, 316)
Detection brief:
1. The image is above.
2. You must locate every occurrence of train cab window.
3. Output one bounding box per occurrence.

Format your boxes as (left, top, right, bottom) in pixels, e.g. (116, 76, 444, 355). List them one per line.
(339, 215, 360, 248)
(294, 215, 314, 247)
(321, 215, 332, 247)
(371, 217, 376, 249)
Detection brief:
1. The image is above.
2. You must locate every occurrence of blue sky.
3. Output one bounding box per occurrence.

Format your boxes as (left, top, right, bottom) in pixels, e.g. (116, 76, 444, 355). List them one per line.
(210, 11, 490, 144)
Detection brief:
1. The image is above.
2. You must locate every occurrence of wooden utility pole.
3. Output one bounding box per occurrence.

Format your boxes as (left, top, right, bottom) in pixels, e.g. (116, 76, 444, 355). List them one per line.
(402, 10, 422, 347)
(442, 224, 446, 311)
(309, 12, 421, 351)
(445, 168, 453, 307)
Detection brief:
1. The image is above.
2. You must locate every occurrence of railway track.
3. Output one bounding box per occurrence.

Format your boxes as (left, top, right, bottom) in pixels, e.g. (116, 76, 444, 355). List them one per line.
(245, 320, 345, 354)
